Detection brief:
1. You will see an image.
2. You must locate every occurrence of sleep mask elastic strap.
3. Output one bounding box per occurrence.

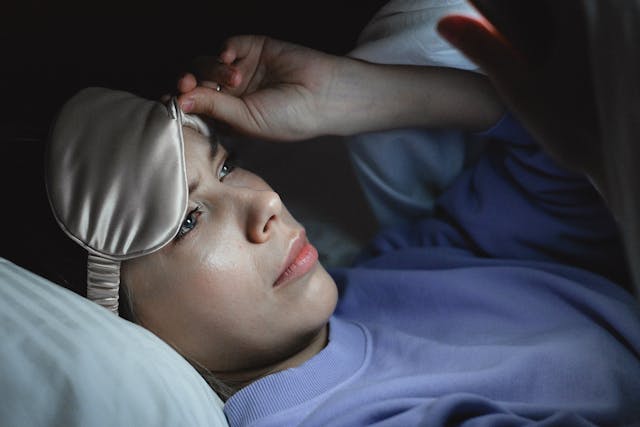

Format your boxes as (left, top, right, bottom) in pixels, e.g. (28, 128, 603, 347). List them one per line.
(87, 254, 121, 314)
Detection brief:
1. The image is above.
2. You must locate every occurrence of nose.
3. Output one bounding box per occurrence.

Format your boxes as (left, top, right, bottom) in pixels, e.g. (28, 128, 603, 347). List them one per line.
(244, 189, 283, 243)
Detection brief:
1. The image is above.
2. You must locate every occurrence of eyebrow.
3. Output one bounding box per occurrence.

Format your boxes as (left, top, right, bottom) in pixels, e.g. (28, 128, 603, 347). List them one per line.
(187, 137, 219, 194)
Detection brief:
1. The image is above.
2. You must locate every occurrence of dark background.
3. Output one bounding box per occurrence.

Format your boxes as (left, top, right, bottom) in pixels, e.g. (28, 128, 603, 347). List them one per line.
(0, 0, 386, 138)
(0, 0, 385, 294)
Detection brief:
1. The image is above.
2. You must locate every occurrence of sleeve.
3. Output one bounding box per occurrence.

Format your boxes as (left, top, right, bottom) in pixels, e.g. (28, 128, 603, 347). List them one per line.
(433, 113, 629, 285)
(311, 393, 602, 427)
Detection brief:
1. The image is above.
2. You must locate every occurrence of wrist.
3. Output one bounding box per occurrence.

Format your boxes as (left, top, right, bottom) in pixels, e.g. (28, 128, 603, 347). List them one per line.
(312, 56, 372, 136)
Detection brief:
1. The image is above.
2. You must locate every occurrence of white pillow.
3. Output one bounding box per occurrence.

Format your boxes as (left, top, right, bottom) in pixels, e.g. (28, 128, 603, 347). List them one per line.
(0, 258, 228, 427)
(348, 0, 481, 69)
(344, 0, 486, 228)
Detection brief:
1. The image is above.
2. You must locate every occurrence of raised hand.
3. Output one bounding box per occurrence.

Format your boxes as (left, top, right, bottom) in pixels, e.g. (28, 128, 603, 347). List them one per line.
(177, 35, 340, 141)
(437, 1, 605, 190)
(177, 34, 504, 142)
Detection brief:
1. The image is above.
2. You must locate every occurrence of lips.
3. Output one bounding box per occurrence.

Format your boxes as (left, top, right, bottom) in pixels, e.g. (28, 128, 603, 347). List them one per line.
(274, 232, 319, 288)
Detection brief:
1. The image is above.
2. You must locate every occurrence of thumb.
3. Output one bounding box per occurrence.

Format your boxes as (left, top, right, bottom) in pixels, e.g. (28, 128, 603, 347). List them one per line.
(178, 87, 257, 135)
(437, 15, 522, 80)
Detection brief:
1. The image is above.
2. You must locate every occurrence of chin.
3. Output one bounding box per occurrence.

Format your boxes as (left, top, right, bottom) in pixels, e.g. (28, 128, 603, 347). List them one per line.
(311, 266, 339, 319)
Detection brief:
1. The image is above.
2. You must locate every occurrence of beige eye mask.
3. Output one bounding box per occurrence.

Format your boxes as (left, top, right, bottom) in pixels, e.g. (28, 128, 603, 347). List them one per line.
(45, 87, 210, 314)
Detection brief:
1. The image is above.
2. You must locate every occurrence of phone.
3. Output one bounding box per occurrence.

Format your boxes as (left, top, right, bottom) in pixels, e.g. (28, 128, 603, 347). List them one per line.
(470, 0, 554, 62)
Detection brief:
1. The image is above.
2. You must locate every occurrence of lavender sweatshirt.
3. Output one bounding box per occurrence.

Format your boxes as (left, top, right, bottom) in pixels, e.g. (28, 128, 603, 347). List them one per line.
(224, 115, 640, 426)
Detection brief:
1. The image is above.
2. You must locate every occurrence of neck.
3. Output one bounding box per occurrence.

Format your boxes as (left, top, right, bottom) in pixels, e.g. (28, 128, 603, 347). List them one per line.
(216, 323, 330, 394)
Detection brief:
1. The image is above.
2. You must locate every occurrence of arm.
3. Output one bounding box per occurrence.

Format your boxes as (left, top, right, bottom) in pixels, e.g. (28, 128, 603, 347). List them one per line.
(437, 0, 640, 298)
(319, 59, 503, 136)
(437, 1, 605, 202)
(177, 35, 503, 141)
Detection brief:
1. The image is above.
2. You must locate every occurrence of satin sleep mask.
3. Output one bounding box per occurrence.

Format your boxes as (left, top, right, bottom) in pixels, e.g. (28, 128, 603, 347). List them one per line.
(45, 87, 211, 314)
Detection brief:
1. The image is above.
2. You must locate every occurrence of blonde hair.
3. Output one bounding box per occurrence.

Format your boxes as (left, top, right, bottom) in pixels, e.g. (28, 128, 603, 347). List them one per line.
(118, 116, 240, 401)
(119, 279, 238, 401)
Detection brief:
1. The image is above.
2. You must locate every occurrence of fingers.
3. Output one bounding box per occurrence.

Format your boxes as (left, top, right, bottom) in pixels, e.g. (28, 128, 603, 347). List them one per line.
(177, 73, 198, 94)
(177, 67, 242, 107)
(437, 15, 522, 79)
(178, 72, 226, 93)
(190, 35, 266, 88)
(187, 57, 240, 91)
(177, 86, 257, 136)
(218, 35, 266, 65)
(177, 35, 268, 100)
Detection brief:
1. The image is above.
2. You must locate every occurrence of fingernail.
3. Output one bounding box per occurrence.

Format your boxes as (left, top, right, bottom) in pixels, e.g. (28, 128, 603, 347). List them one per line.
(181, 99, 194, 112)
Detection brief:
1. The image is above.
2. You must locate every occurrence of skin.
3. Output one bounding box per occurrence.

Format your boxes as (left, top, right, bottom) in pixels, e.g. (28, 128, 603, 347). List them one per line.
(127, 33, 500, 390)
(121, 127, 338, 386)
(177, 35, 503, 141)
(173, 26, 640, 299)
(137, 30, 505, 386)
(436, 3, 606, 194)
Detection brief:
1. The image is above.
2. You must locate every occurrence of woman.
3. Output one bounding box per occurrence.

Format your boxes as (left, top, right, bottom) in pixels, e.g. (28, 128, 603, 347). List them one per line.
(46, 35, 640, 426)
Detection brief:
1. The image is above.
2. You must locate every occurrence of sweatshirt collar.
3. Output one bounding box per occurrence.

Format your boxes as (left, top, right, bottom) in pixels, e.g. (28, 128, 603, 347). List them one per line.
(224, 317, 368, 425)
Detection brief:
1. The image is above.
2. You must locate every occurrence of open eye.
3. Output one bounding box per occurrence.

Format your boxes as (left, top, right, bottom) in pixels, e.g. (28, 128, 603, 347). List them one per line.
(218, 155, 236, 181)
(175, 207, 201, 241)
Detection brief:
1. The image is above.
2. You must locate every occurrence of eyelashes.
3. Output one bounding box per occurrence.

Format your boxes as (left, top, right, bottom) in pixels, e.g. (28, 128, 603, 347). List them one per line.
(174, 148, 240, 243)
(175, 206, 201, 241)
(219, 150, 236, 181)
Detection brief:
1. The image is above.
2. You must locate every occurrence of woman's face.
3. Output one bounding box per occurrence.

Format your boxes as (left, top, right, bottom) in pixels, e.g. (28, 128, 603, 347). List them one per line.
(122, 127, 338, 377)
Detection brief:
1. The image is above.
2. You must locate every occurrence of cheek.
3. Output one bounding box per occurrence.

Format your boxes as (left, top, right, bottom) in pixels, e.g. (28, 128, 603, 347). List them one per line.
(147, 229, 269, 323)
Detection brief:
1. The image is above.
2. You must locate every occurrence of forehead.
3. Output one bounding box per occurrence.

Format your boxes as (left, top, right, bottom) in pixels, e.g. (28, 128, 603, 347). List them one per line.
(182, 126, 219, 167)
(181, 126, 220, 193)
(183, 126, 211, 150)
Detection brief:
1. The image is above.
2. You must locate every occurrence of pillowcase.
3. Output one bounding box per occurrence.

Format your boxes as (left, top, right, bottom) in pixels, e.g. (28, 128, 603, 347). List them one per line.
(0, 257, 228, 427)
(348, 0, 480, 69)
(344, 0, 486, 228)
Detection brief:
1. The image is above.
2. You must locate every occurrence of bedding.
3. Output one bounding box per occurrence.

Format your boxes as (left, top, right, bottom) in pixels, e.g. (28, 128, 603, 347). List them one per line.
(0, 258, 229, 427)
(584, 0, 640, 298)
(10, 2, 637, 426)
(345, 0, 487, 228)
